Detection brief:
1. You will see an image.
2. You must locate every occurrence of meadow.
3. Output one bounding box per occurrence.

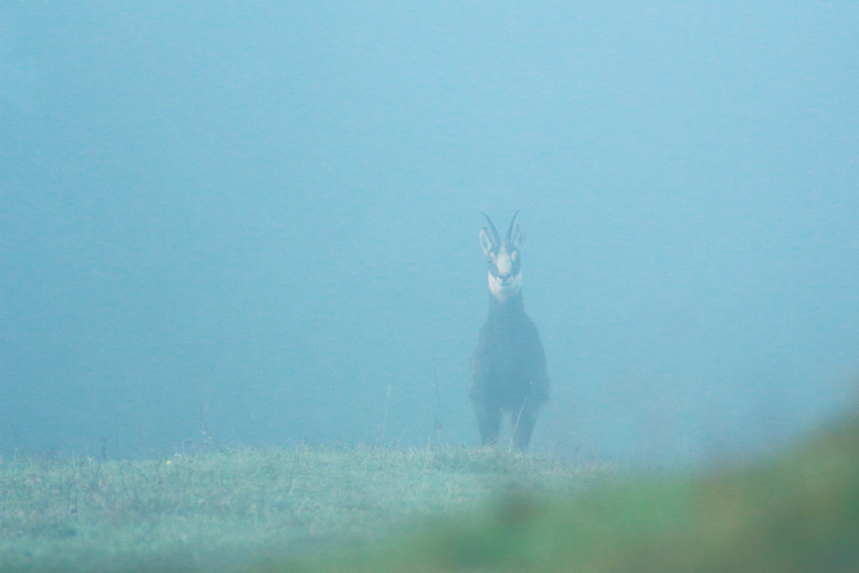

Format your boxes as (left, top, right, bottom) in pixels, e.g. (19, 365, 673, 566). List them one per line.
(0, 442, 592, 572)
(1, 411, 858, 572)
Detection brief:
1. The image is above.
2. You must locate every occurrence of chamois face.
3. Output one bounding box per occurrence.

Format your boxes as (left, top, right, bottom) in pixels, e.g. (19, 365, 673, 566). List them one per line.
(480, 212, 524, 301)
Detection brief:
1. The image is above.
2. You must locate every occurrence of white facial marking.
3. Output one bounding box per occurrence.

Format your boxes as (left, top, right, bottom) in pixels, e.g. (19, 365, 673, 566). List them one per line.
(488, 246, 522, 301)
(496, 249, 513, 277)
(488, 271, 522, 300)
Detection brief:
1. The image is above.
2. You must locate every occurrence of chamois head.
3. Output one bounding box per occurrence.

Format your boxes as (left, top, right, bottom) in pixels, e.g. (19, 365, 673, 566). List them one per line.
(480, 211, 525, 302)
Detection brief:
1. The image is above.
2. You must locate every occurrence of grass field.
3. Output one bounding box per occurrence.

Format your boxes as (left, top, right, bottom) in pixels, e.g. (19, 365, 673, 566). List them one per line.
(2, 411, 858, 572)
(0, 443, 594, 572)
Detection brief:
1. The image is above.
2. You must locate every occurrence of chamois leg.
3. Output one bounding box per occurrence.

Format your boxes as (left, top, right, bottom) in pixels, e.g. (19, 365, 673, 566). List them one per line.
(511, 406, 537, 451)
(473, 401, 501, 446)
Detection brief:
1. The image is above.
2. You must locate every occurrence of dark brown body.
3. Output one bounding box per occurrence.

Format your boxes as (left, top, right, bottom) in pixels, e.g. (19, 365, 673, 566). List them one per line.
(470, 212, 550, 450)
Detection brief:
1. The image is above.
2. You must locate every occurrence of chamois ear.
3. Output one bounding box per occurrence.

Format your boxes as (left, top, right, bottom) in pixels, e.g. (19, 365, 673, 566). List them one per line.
(511, 225, 525, 249)
(479, 228, 495, 257)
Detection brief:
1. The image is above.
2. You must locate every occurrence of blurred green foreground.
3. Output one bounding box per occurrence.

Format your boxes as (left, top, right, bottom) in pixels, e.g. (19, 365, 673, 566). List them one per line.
(282, 411, 859, 573)
(2, 407, 858, 573)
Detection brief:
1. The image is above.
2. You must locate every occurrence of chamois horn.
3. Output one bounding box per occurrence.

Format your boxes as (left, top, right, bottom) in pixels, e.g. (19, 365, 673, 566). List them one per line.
(505, 210, 520, 244)
(481, 211, 501, 246)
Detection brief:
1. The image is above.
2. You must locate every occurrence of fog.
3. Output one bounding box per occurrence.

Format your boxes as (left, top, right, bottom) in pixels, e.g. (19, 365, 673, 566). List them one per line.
(2, 1, 857, 467)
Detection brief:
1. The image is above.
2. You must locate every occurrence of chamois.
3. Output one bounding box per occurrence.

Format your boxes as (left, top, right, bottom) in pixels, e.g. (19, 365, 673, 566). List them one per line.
(470, 211, 550, 450)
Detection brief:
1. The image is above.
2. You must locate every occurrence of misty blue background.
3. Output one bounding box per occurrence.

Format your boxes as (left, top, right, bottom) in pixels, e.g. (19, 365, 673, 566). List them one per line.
(2, 2, 857, 466)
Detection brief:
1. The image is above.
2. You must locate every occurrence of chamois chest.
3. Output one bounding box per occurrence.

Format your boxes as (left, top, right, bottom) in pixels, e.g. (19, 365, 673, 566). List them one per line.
(471, 295, 548, 403)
